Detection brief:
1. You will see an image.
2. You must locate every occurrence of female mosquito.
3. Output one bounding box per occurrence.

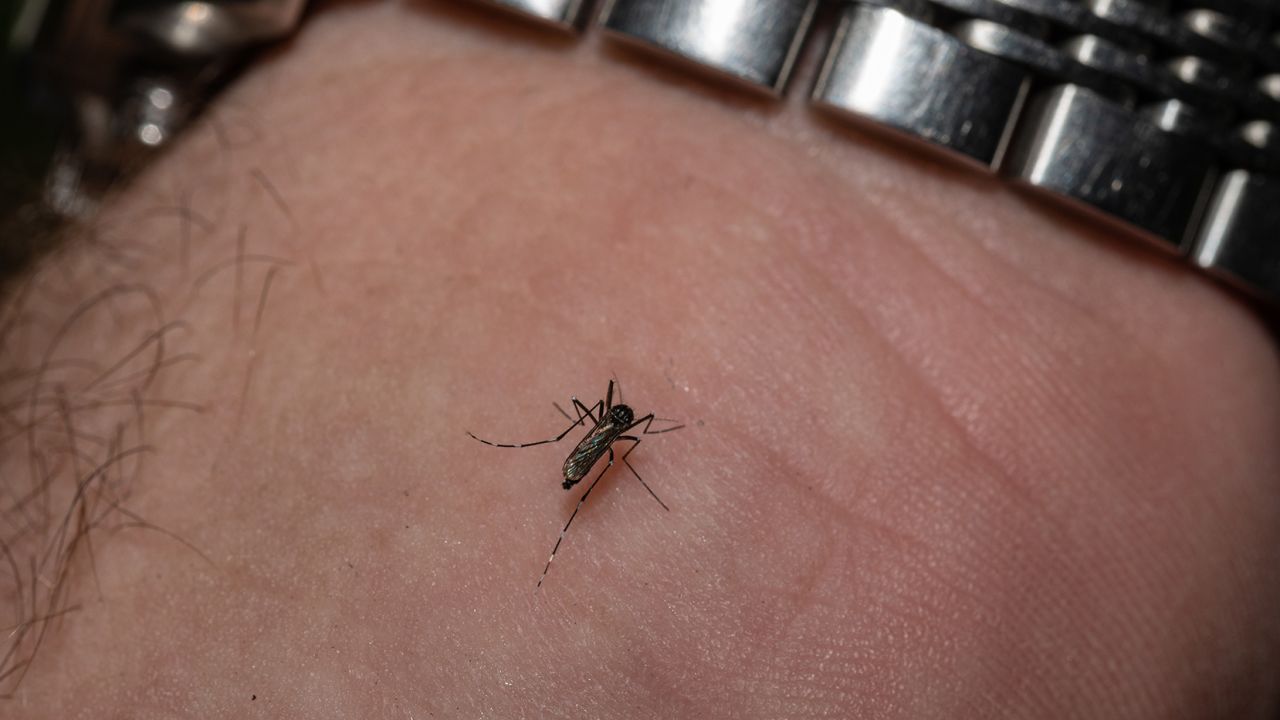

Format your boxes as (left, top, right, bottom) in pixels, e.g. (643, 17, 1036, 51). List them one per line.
(466, 379, 683, 588)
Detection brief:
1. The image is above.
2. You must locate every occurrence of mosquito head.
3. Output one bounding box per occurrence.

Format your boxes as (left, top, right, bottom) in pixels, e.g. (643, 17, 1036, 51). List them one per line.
(610, 404, 634, 426)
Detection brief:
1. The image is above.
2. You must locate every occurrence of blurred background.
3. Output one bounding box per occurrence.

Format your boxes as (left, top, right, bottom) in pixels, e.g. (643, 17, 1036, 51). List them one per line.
(0, 0, 303, 284)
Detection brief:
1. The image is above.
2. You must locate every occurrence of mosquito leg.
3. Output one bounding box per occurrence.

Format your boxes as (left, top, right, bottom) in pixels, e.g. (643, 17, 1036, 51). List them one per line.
(553, 397, 599, 424)
(467, 400, 603, 448)
(538, 446, 614, 589)
(626, 413, 685, 435)
(575, 397, 599, 423)
(553, 402, 571, 421)
(617, 435, 669, 511)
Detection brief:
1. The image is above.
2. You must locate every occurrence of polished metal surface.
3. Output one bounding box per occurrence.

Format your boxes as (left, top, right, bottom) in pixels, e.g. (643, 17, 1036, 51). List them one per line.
(813, 5, 1030, 170)
(1004, 84, 1217, 252)
(929, 0, 1049, 37)
(117, 0, 306, 57)
(952, 19, 1132, 104)
(1193, 171, 1280, 302)
(1002, 0, 1125, 43)
(25, 0, 1280, 309)
(127, 79, 185, 148)
(597, 0, 818, 95)
(475, 0, 588, 28)
(1139, 98, 1220, 138)
(1059, 34, 1153, 93)
(856, 0, 934, 21)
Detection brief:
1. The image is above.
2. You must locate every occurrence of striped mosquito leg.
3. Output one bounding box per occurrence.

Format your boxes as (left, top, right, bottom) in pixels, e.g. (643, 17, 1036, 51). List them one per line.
(467, 400, 602, 448)
(538, 447, 613, 589)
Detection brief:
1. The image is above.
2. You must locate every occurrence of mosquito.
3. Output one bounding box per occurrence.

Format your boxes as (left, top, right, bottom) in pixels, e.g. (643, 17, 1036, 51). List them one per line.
(466, 379, 684, 588)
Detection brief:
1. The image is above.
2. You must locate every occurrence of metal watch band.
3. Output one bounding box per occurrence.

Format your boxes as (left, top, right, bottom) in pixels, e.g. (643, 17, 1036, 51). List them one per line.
(15, 0, 1279, 309)
(473, 0, 1280, 310)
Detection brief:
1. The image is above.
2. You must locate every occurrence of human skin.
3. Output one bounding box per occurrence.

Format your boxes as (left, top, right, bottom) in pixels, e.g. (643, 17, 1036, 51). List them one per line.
(4, 0, 1279, 717)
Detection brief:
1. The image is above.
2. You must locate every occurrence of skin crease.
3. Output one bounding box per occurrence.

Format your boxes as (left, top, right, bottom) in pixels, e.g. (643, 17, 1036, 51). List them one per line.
(5, 0, 1280, 717)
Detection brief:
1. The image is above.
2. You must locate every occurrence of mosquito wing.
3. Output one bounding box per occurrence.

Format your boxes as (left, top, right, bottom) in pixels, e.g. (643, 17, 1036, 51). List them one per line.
(562, 417, 624, 488)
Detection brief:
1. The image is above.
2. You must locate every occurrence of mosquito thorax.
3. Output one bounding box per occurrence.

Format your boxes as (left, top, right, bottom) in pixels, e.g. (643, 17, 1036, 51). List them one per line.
(610, 404, 634, 426)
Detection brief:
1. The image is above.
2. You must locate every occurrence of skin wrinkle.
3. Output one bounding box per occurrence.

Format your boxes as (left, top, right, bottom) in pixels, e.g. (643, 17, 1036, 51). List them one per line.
(574, 432, 786, 691)
(680, 237, 1119, 714)
(868, 222, 1155, 487)
(660, 99, 1162, 509)
(649, 382, 1026, 716)
(755, 214, 1077, 552)
(890, 211, 1280, 681)
(850, 247, 1171, 524)
(941, 214, 1176, 370)
(706, 233, 1070, 619)
(881, 190, 1125, 354)
(743, 530, 835, 670)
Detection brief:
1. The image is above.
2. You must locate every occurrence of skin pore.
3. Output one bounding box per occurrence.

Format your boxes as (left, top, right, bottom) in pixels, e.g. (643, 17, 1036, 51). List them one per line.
(2, 0, 1279, 716)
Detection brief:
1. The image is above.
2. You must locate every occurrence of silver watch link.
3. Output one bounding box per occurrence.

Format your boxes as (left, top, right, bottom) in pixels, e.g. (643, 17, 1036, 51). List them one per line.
(16, 0, 1280, 309)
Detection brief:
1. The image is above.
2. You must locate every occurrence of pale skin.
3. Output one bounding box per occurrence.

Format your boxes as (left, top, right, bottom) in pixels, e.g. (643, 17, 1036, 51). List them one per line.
(4, 1, 1279, 717)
